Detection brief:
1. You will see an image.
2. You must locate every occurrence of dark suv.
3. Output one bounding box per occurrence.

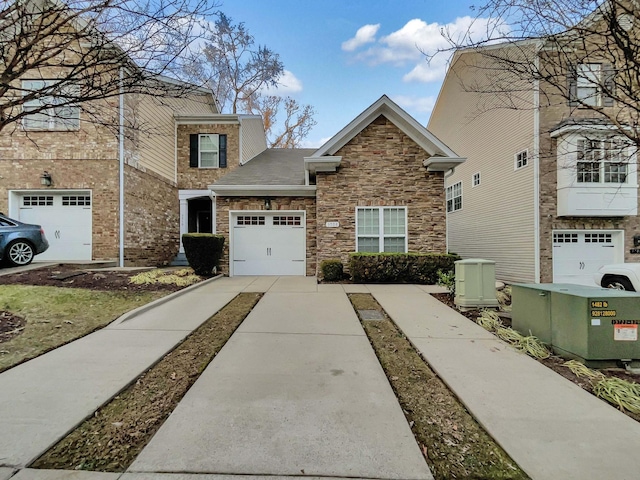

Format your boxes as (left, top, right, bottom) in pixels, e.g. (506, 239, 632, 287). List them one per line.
(0, 213, 49, 266)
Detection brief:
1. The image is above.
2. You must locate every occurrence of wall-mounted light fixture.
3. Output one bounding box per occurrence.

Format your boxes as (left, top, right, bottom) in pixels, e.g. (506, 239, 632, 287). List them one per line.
(40, 171, 52, 187)
(264, 197, 272, 210)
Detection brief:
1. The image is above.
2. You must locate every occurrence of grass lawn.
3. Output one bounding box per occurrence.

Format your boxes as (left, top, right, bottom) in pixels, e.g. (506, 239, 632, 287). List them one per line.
(0, 285, 165, 372)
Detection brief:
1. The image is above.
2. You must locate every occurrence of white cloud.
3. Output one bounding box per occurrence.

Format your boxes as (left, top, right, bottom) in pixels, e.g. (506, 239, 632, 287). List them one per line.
(345, 16, 508, 83)
(392, 95, 436, 115)
(261, 70, 303, 95)
(341, 24, 380, 52)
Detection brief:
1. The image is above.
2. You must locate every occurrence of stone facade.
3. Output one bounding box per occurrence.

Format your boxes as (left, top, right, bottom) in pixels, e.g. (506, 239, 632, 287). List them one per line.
(123, 165, 179, 266)
(215, 196, 317, 276)
(316, 115, 447, 271)
(176, 123, 241, 190)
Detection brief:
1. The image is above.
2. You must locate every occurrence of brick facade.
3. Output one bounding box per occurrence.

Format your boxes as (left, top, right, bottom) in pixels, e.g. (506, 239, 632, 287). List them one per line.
(537, 79, 640, 283)
(123, 165, 179, 266)
(176, 124, 241, 189)
(215, 196, 317, 276)
(316, 115, 447, 271)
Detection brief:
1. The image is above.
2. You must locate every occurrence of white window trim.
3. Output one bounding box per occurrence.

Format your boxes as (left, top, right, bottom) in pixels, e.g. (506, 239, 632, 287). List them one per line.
(446, 182, 462, 213)
(355, 206, 408, 253)
(472, 172, 481, 187)
(576, 137, 631, 184)
(21, 79, 80, 131)
(514, 150, 529, 170)
(198, 133, 220, 169)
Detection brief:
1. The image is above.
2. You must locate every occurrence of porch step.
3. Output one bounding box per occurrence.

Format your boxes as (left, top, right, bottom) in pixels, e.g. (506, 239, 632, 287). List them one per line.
(170, 252, 189, 267)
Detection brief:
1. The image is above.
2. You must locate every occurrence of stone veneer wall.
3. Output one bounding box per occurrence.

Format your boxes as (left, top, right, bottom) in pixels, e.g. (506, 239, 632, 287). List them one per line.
(123, 165, 179, 266)
(215, 196, 317, 276)
(176, 124, 241, 189)
(315, 115, 447, 272)
(0, 158, 120, 260)
(537, 98, 640, 282)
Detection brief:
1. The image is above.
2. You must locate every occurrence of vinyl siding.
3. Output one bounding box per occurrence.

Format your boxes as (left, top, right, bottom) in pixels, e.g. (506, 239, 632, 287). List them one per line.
(134, 93, 217, 181)
(428, 48, 537, 283)
(240, 116, 268, 163)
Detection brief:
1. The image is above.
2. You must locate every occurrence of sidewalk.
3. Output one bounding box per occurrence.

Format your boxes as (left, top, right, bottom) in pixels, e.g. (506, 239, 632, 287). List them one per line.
(0, 277, 243, 469)
(369, 285, 640, 480)
(125, 283, 432, 479)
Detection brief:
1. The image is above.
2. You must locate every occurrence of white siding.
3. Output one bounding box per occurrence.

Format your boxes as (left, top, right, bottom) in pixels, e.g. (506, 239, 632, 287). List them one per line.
(240, 116, 268, 163)
(428, 49, 537, 283)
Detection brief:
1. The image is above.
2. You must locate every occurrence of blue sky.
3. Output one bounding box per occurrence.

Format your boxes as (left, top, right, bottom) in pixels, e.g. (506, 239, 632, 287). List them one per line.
(218, 0, 484, 147)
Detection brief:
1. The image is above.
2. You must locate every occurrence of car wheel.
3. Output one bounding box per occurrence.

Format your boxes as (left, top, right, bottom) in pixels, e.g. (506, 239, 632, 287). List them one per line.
(602, 275, 635, 291)
(6, 240, 35, 266)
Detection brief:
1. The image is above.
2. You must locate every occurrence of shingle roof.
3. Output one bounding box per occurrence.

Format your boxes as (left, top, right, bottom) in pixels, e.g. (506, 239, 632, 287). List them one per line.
(213, 148, 315, 186)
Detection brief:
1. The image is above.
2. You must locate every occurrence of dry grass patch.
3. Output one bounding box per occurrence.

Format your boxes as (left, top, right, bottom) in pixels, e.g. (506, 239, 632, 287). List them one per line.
(0, 285, 165, 372)
(349, 293, 528, 480)
(32, 292, 262, 472)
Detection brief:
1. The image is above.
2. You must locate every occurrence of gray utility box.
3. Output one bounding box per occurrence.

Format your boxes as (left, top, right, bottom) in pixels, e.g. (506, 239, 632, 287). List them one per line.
(512, 284, 640, 366)
(454, 258, 499, 309)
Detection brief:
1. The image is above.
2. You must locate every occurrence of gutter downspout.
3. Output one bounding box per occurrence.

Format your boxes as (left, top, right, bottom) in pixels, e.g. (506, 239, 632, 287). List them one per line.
(534, 50, 541, 283)
(119, 67, 125, 267)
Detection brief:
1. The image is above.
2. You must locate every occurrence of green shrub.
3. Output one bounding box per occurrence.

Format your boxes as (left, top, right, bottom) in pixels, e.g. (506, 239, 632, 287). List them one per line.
(320, 259, 344, 282)
(349, 252, 460, 284)
(436, 269, 455, 298)
(181, 233, 225, 276)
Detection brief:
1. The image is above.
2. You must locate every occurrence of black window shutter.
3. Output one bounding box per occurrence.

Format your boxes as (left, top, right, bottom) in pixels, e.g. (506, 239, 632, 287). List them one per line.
(219, 134, 227, 168)
(568, 64, 578, 106)
(189, 134, 199, 168)
(603, 63, 615, 107)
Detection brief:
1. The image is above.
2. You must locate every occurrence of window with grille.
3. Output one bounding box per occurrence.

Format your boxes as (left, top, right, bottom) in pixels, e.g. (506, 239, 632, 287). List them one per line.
(577, 138, 628, 184)
(515, 150, 528, 169)
(473, 172, 481, 186)
(576, 63, 602, 106)
(446, 182, 462, 212)
(23, 196, 53, 206)
(273, 216, 302, 226)
(356, 206, 407, 253)
(236, 216, 265, 226)
(22, 80, 80, 130)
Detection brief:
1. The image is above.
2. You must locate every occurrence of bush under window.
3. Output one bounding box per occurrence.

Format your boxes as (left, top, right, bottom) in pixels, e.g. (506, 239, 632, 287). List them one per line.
(349, 252, 460, 284)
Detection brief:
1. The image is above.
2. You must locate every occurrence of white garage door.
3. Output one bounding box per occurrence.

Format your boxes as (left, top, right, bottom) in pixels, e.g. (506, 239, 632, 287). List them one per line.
(552, 230, 623, 286)
(232, 212, 306, 276)
(18, 192, 92, 261)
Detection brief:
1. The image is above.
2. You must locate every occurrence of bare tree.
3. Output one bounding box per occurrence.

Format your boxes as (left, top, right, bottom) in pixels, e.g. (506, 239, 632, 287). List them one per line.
(187, 12, 316, 148)
(440, 0, 640, 145)
(0, 0, 218, 134)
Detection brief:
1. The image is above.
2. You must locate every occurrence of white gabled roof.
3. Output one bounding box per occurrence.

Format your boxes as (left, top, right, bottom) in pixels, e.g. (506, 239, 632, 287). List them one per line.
(312, 95, 462, 159)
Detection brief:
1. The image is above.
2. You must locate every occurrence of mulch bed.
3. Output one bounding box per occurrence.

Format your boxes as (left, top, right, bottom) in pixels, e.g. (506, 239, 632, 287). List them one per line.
(0, 265, 186, 292)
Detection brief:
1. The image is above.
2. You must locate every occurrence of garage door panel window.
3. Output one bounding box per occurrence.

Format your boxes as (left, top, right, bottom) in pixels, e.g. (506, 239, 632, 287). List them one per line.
(356, 207, 407, 253)
(23, 196, 53, 206)
(273, 216, 301, 226)
(553, 233, 578, 243)
(62, 195, 90, 206)
(237, 216, 265, 226)
(584, 233, 612, 243)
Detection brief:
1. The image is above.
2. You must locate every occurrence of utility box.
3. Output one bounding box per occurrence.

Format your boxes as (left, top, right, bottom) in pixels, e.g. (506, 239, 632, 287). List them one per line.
(513, 284, 640, 367)
(454, 259, 499, 309)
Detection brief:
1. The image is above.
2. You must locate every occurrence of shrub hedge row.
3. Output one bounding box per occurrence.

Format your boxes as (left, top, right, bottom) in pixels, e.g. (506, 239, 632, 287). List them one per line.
(349, 252, 460, 284)
(182, 233, 225, 276)
(320, 259, 344, 281)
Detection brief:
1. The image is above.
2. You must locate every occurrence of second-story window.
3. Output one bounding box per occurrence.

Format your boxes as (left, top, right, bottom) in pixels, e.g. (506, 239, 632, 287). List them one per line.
(189, 133, 228, 169)
(446, 182, 462, 212)
(22, 80, 80, 131)
(577, 138, 628, 184)
(576, 64, 602, 107)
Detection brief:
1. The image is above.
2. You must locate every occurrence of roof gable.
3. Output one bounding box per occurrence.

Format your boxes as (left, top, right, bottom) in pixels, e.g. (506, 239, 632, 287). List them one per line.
(313, 95, 461, 159)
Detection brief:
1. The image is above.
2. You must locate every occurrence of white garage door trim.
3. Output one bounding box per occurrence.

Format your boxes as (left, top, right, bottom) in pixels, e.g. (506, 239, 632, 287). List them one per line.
(230, 210, 306, 276)
(552, 229, 624, 286)
(9, 189, 92, 262)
